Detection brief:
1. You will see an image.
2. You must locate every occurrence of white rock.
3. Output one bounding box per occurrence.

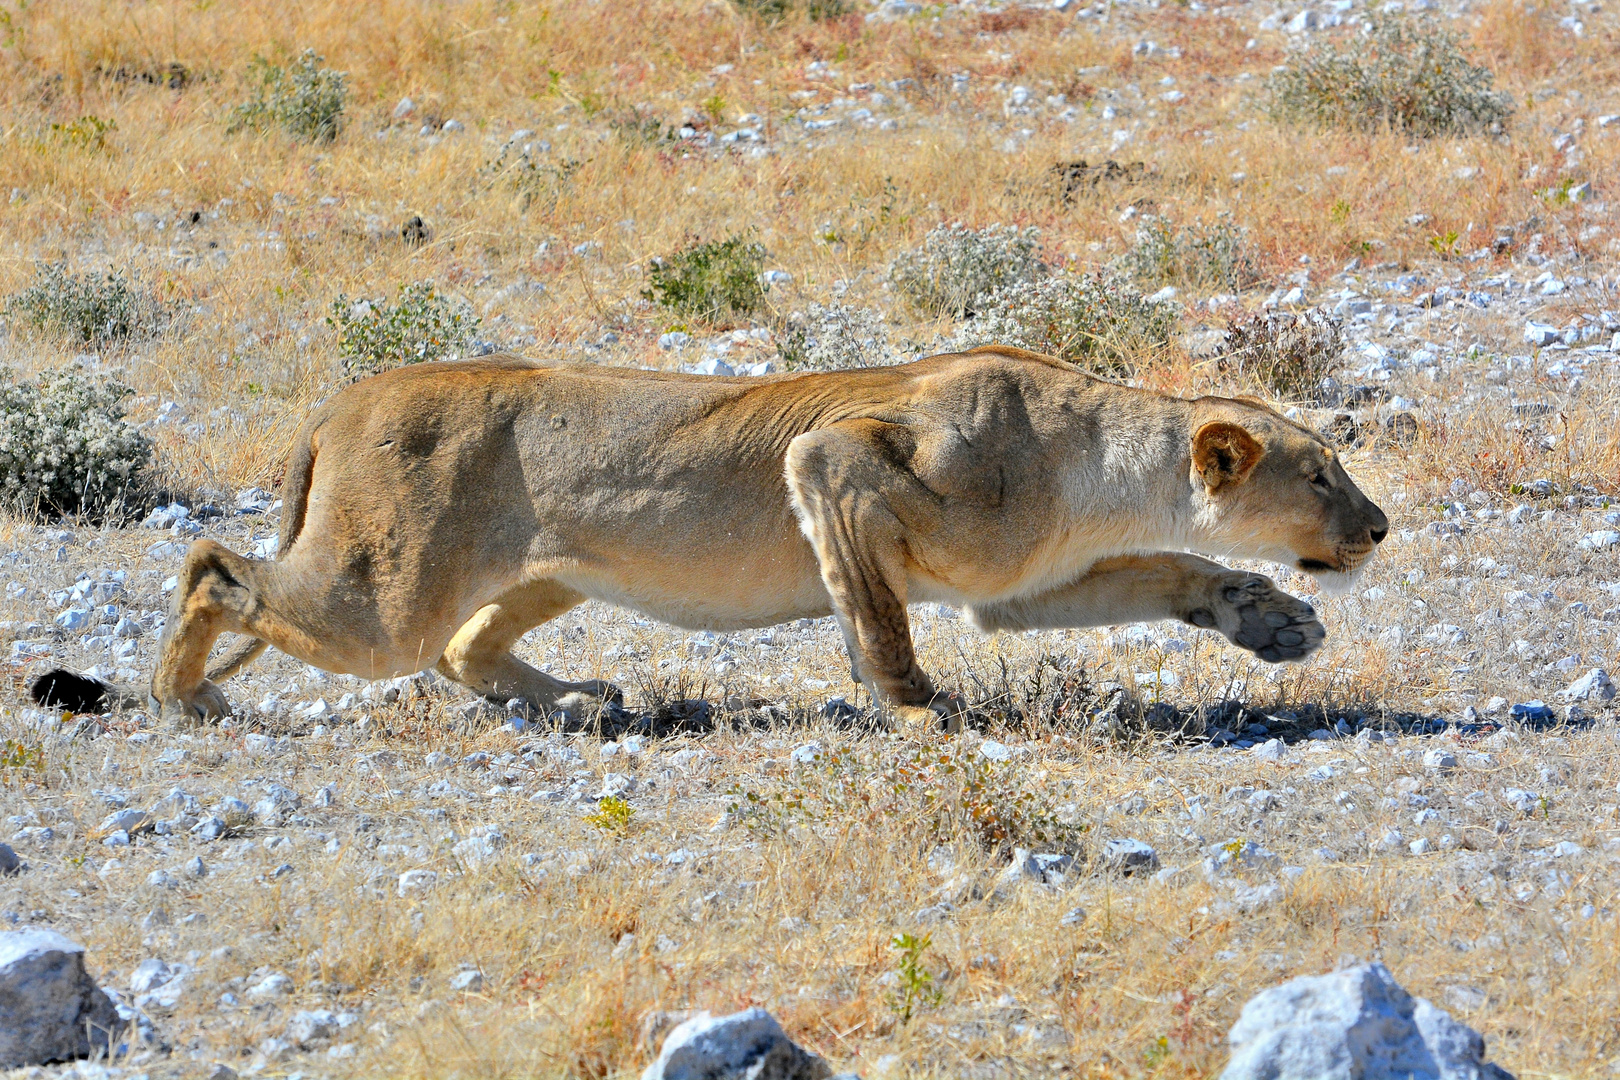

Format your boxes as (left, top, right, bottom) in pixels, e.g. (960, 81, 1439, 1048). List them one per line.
(978, 739, 1012, 762)
(1220, 962, 1515, 1080)
(1103, 838, 1160, 874)
(1423, 748, 1459, 772)
(1561, 668, 1615, 702)
(247, 972, 293, 998)
(1251, 738, 1288, 761)
(789, 742, 823, 767)
(1579, 531, 1620, 552)
(639, 1007, 831, 1080)
(0, 930, 124, 1067)
(397, 869, 438, 897)
(129, 957, 173, 993)
(287, 1008, 342, 1047)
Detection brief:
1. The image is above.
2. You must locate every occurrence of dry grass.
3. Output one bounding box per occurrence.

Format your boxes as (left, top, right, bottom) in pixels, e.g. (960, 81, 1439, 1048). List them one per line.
(3, 0, 1620, 1076)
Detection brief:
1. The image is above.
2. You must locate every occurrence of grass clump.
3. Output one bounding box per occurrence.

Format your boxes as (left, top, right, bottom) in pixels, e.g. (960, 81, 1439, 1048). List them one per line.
(731, 742, 1084, 855)
(958, 272, 1180, 375)
(4, 263, 169, 346)
(890, 223, 1045, 318)
(643, 235, 767, 324)
(229, 49, 349, 142)
(1269, 14, 1513, 137)
(1119, 216, 1260, 293)
(1221, 309, 1344, 404)
(327, 282, 480, 378)
(776, 303, 895, 371)
(0, 366, 152, 521)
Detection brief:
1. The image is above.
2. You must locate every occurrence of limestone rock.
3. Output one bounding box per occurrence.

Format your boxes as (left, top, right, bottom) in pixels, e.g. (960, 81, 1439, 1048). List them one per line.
(0, 929, 125, 1067)
(640, 1007, 832, 1080)
(1221, 962, 1515, 1080)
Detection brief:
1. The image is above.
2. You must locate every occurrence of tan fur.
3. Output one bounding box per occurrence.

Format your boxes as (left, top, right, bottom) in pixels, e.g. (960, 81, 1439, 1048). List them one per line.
(146, 346, 1388, 730)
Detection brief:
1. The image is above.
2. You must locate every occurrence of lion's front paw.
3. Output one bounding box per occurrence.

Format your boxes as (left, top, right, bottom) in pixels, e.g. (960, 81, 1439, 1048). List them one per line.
(157, 680, 231, 729)
(890, 693, 968, 736)
(1188, 574, 1325, 663)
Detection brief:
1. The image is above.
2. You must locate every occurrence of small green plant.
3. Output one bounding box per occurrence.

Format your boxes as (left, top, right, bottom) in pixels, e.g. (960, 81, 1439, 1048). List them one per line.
(890, 223, 1045, 317)
(1541, 176, 1581, 205)
(1119, 215, 1260, 293)
(0, 365, 153, 521)
(327, 281, 480, 377)
(0, 738, 45, 779)
(702, 94, 727, 123)
(1220, 309, 1343, 404)
(1269, 13, 1513, 137)
(954, 271, 1180, 376)
(776, 303, 895, 370)
(887, 933, 944, 1024)
(643, 235, 767, 324)
(1143, 1035, 1173, 1067)
(5, 262, 169, 345)
(1329, 199, 1352, 224)
(229, 49, 349, 142)
(1428, 230, 1461, 258)
(585, 795, 636, 835)
(50, 115, 115, 151)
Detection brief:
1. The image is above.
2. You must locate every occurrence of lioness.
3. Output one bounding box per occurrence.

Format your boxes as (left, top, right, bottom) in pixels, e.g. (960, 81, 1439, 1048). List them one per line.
(33, 345, 1387, 730)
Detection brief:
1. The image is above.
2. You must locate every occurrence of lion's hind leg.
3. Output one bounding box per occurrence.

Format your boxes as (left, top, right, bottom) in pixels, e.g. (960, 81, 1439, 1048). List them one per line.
(434, 580, 621, 720)
(152, 539, 296, 726)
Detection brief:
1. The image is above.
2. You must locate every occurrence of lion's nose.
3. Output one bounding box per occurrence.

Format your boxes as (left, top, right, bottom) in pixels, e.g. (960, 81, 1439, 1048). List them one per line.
(1370, 526, 1388, 544)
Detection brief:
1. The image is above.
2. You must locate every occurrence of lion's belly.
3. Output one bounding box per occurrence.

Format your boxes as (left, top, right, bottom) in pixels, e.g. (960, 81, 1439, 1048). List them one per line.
(556, 546, 834, 631)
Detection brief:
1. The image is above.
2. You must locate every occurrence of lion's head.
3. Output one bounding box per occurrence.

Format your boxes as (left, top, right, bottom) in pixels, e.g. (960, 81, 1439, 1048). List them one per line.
(1188, 397, 1388, 595)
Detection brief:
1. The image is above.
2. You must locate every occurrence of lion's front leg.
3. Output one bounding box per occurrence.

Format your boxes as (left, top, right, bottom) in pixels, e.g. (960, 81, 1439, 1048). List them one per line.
(785, 423, 963, 733)
(969, 552, 1326, 663)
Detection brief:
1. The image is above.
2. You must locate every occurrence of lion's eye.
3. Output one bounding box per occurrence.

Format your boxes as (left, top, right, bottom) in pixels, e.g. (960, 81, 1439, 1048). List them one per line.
(1309, 472, 1330, 490)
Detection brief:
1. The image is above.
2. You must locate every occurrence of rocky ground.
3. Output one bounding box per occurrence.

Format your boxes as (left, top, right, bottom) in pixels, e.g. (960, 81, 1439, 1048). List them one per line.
(3, 0, 1620, 1074)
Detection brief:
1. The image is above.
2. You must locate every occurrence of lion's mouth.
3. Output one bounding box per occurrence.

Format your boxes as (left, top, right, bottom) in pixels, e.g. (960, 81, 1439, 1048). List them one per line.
(1298, 558, 1339, 574)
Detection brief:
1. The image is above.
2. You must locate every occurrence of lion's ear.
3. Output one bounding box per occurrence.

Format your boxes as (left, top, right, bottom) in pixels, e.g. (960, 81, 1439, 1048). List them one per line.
(1192, 421, 1264, 494)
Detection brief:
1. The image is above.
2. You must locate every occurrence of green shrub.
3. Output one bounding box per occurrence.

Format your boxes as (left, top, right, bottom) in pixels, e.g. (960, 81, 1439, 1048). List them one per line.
(890, 223, 1045, 317)
(643, 235, 767, 324)
(734, 0, 853, 21)
(229, 49, 348, 142)
(327, 282, 480, 377)
(1221, 309, 1344, 404)
(4, 263, 169, 345)
(0, 366, 152, 521)
(956, 272, 1179, 375)
(1268, 14, 1513, 137)
(776, 303, 895, 370)
(1119, 216, 1260, 293)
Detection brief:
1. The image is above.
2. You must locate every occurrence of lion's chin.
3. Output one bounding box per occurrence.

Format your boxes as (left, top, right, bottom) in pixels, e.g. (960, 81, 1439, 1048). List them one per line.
(1306, 565, 1362, 597)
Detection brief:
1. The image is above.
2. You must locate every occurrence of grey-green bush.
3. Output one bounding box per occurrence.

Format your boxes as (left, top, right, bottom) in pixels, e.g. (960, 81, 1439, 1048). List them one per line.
(1119, 216, 1260, 293)
(954, 272, 1179, 375)
(776, 303, 896, 370)
(1269, 14, 1513, 137)
(4, 263, 168, 345)
(890, 223, 1045, 318)
(327, 282, 480, 377)
(229, 49, 349, 142)
(0, 366, 152, 520)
